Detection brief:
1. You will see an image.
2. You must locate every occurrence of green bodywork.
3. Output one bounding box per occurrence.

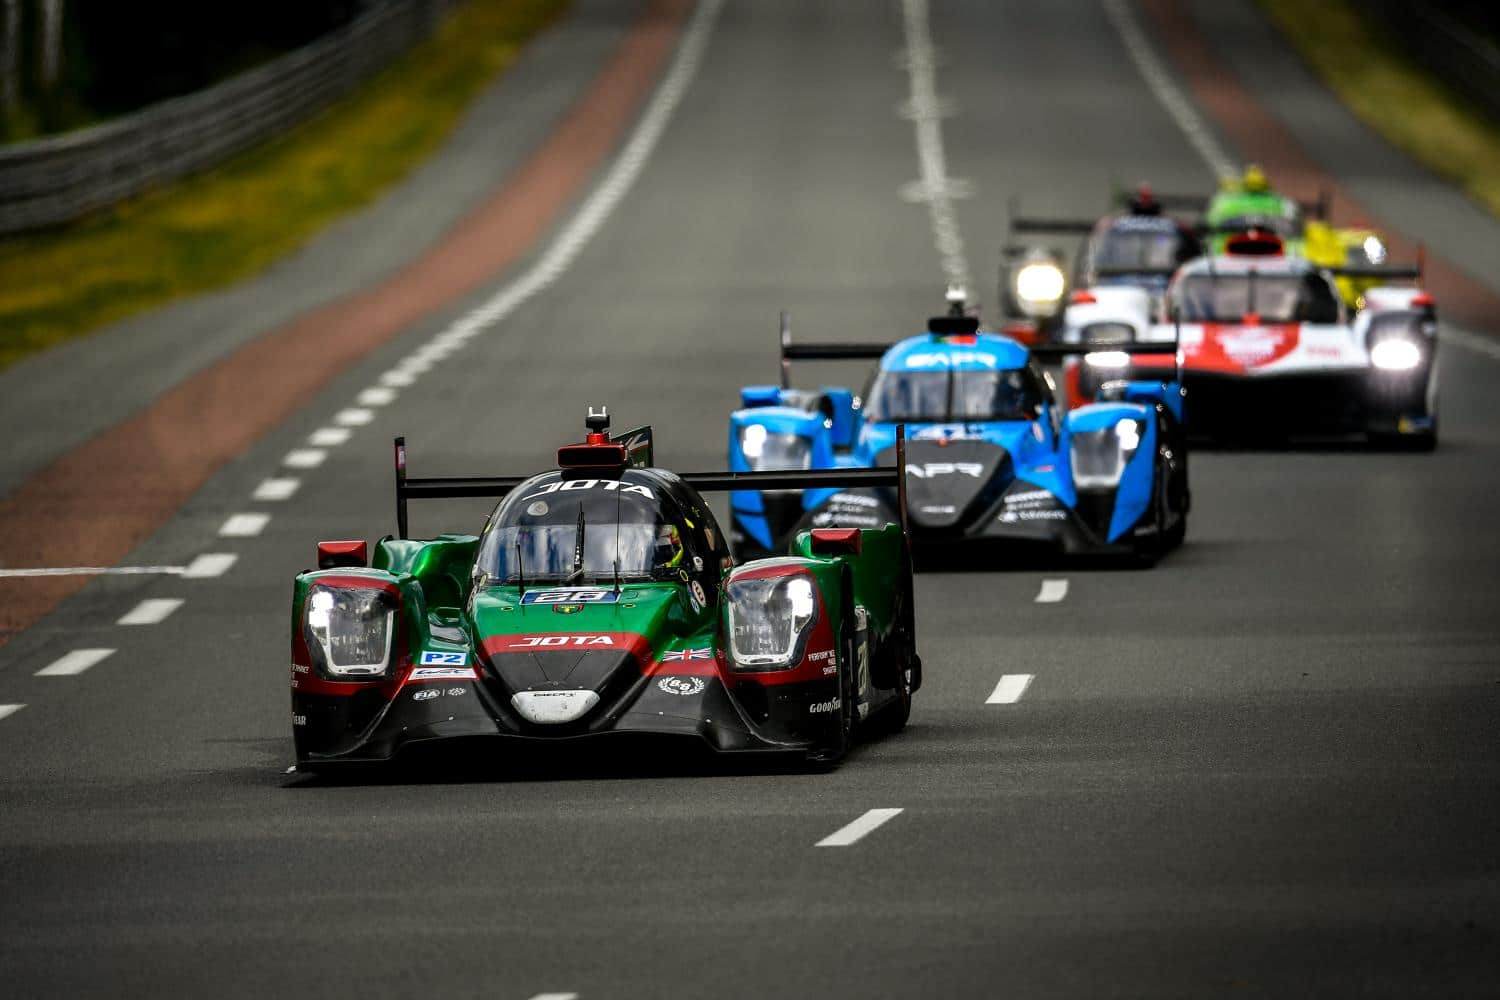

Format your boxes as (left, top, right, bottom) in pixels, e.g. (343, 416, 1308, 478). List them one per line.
(291, 522, 910, 699)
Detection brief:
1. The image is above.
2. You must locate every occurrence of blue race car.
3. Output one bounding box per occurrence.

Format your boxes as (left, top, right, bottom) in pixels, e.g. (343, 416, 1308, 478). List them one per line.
(727, 304, 1189, 563)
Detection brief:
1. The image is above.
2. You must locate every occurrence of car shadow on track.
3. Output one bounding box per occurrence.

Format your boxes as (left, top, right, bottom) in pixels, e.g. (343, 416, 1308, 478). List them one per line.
(279, 737, 853, 788)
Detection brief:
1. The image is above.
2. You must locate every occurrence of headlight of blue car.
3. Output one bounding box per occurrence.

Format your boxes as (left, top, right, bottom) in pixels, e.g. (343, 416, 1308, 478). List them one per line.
(1070, 418, 1144, 489)
(740, 424, 813, 471)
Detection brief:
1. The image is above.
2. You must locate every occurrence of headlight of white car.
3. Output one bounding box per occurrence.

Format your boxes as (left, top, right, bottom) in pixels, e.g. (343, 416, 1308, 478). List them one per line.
(304, 585, 397, 678)
(1014, 260, 1066, 315)
(1369, 338, 1422, 371)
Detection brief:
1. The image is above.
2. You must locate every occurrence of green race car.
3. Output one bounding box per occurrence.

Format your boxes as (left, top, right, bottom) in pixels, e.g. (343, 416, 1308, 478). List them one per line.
(289, 409, 921, 772)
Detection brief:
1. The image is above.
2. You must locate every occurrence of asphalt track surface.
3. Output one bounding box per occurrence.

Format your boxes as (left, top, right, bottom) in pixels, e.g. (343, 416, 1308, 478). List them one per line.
(3, 1, 1499, 997)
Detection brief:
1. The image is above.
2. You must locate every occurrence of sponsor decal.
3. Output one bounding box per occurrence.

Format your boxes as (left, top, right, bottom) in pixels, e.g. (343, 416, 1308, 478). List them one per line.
(413, 687, 466, 701)
(812, 512, 881, 528)
(919, 504, 957, 515)
(1005, 489, 1053, 505)
(658, 676, 707, 696)
(829, 492, 880, 508)
(806, 649, 834, 662)
(1218, 327, 1284, 365)
(418, 650, 467, 666)
(690, 581, 707, 606)
(291, 714, 307, 726)
(912, 425, 978, 441)
(907, 462, 983, 479)
(823, 664, 837, 676)
(998, 508, 1067, 524)
(290, 662, 309, 674)
(409, 666, 480, 681)
(661, 647, 712, 661)
(520, 588, 619, 605)
(526, 500, 549, 517)
(1398, 415, 1434, 433)
(515, 635, 614, 647)
(905, 351, 998, 369)
(552, 604, 584, 615)
(521, 480, 654, 501)
(808, 697, 840, 714)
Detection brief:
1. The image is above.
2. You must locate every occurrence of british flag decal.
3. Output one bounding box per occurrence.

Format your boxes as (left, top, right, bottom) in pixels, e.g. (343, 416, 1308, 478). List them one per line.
(660, 647, 712, 661)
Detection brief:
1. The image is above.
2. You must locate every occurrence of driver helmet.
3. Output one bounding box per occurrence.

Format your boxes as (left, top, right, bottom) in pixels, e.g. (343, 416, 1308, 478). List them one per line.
(654, 524, 684, 570)
(1242, 164, 1270, 193)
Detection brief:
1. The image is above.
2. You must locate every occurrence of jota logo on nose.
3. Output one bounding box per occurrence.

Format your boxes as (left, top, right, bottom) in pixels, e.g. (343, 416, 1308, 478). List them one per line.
(514, 635, 615, 647)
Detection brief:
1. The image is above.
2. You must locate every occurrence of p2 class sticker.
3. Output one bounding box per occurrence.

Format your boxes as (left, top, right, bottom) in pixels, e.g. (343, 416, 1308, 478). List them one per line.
(418, 650, 468, 666)
(408, 666, 479, 681)
(520, 588, 620, 605)
(657, 676, 707, 696)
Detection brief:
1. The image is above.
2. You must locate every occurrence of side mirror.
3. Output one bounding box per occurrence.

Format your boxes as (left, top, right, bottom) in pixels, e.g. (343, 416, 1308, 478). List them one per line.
(317, 540, 367, 570)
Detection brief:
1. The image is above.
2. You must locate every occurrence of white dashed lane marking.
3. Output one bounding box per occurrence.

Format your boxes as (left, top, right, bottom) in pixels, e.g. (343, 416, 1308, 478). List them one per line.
(117, 598, 184, 626)
(227, 0, 726, 563)
(816, 808, 904, 847)
(987, 674, 1034, 704)
(0, 705, 24, 722)
(283, 449, 327, 469)
(183, 553, 238, 578)
(334, 408, 374, 427)
(1101, 0, 1235, 181)
(356, 387, 397, 407)
(1035, 579, 1069, 603)
(0, 565, 181, 577)
(252, 477, 301, 501)
(0, 554, 237, 578)
(308, 427, 351, 447)
(37, 648, 115, 677)
(899, 0, 971, 289)
(528, 994, 580, 1000)
(379, 369, 417, 387)
(219, 513, 270, 537)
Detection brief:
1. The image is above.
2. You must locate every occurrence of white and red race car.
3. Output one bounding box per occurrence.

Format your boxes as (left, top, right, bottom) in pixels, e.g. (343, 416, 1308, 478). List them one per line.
(1059, 239, 1438, 449)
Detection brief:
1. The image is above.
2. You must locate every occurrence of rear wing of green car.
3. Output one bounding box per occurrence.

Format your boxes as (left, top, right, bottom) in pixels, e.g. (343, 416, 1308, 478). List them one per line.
(393, 424, 911, 540)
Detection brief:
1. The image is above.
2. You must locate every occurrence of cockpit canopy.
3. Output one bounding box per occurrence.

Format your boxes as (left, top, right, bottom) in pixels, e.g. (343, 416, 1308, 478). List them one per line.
(865, 365, 1044, 423)
(1092, 220, 1200, 272)
(1172, 269, 1340, 324)
(475, 472, 686, 586)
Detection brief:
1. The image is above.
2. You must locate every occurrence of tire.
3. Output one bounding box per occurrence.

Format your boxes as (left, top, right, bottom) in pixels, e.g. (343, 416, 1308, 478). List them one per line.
(881, 643, 913, 735)
(805, 603, 858, 768)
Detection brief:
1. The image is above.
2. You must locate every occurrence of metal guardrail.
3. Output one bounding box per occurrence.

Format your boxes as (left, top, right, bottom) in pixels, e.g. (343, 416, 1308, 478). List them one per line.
(1368, 1, 1500, 124)
(0, 0, 455, 236)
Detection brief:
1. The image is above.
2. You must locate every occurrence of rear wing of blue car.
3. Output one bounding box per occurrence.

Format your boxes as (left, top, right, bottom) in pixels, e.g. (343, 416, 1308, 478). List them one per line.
(777, 312, 982, 387)
(393, 422, 912, 539)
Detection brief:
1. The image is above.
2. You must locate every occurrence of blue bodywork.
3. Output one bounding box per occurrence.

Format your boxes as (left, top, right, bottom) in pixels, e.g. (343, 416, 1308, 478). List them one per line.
(728, 330, 1181, 556)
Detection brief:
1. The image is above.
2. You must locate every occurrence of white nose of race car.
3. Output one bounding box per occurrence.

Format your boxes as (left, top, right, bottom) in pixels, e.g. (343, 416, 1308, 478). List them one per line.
(511, 689, 601, 724)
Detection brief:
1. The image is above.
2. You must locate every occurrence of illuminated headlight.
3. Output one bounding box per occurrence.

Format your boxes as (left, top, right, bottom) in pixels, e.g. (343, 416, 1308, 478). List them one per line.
(739, 424, 812, 470)
(1070, 419, 1145, 489)
(1083, 350, 1132, 369)
(1370, 338, 1422, 371)
(1362, 235, 1387, 266)
(304, 585, 396, 677)
(725, 574, 818, 670)
(1014, 261, 1066, 312)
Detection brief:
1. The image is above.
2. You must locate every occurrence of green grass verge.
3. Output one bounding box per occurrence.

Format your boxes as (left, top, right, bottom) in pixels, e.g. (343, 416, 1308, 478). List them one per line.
(1260, 0, 1500, 220)
(0, 0, 568, 372)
